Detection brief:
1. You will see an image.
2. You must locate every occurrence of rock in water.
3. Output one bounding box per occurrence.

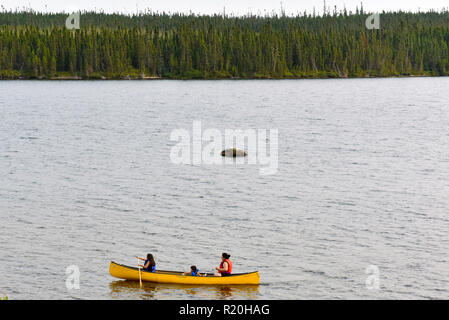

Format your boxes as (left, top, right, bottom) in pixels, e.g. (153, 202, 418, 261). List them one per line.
(221, 148, 247, 157)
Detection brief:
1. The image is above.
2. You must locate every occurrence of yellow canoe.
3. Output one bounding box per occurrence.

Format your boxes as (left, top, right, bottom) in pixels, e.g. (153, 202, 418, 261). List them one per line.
(109, 261, 260, 285)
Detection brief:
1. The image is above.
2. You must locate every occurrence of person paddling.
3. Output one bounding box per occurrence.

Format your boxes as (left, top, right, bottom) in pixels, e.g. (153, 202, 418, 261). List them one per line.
(136, 253, 156, 272)
(215, 253, 232, 276)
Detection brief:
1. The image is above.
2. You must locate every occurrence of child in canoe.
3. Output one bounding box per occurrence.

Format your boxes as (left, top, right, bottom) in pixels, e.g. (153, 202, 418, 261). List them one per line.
(183, 265, 205, 276)
(136, 253, 156, 272)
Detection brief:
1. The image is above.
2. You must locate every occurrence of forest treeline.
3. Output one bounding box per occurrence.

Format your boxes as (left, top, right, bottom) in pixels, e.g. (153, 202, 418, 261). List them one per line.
(0, 9, 449, 79)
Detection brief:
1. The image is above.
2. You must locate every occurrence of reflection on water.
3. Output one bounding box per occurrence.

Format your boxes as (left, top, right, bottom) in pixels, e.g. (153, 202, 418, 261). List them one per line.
(109, 280, 260, 300)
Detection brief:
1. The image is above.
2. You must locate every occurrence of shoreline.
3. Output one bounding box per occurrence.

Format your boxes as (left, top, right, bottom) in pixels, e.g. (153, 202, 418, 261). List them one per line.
(0, 74, 445, 81)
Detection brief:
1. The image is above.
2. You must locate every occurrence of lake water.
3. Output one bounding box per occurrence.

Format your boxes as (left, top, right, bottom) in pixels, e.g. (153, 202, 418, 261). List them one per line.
(0, 78, 448, 300)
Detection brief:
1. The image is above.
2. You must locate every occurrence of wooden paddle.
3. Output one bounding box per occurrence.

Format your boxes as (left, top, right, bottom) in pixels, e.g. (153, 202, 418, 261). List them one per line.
(137, 258, 142, 287)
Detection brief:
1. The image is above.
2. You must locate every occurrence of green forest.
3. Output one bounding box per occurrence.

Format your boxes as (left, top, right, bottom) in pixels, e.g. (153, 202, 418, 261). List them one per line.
(0, 9, 449, 79)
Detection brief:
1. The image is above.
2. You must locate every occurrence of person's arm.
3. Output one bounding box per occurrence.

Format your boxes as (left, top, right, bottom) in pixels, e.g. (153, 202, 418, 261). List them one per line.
(143, 261, 150, 269)
(215, 262, 228, 272)
(136, 256, 145, 261)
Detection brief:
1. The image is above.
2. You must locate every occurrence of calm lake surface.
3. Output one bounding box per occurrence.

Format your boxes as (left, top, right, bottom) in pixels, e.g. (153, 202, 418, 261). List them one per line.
(1, 78, 449, 300)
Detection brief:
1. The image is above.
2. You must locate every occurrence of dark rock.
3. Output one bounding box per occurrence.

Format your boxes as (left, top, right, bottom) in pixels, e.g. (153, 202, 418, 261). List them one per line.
(221, 148, 247, 157)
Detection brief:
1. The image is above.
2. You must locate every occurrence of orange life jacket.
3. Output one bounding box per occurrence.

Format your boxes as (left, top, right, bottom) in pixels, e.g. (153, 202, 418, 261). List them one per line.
(219, 259, 232, 274)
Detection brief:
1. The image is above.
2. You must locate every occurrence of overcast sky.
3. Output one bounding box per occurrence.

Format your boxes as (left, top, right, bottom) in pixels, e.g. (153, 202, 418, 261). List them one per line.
(1, 0, 448, 15)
